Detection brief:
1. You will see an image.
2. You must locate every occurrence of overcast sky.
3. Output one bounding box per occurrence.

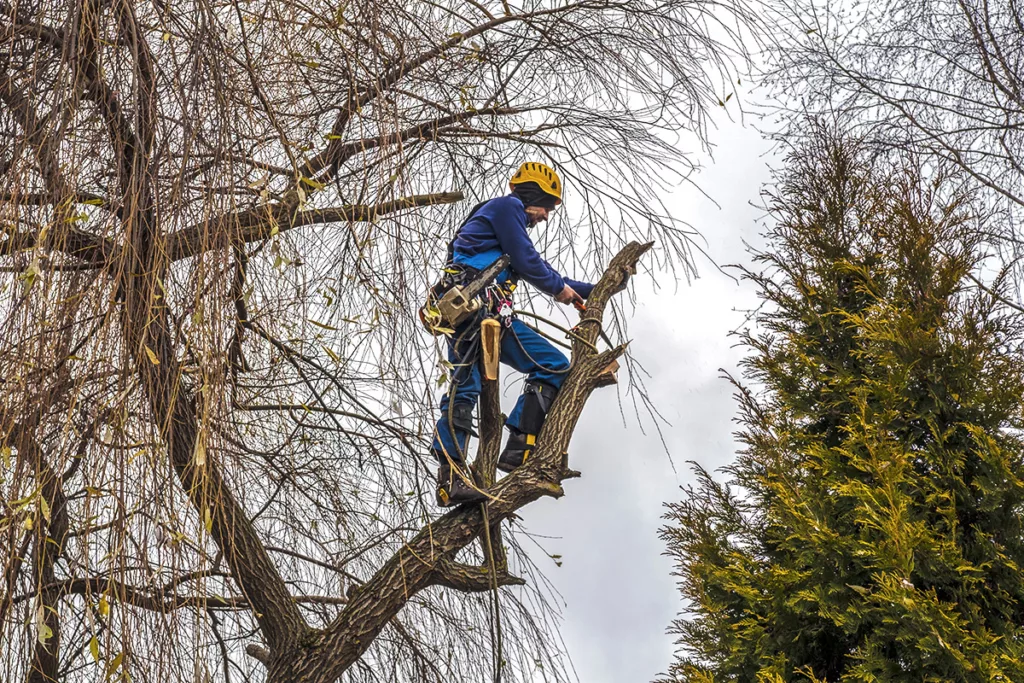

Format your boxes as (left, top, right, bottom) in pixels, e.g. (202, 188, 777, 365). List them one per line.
(509, 115, 777, 682)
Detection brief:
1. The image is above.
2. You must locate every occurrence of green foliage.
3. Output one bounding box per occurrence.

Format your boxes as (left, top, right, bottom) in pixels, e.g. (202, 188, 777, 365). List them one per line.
(661, 130, 1024, 682)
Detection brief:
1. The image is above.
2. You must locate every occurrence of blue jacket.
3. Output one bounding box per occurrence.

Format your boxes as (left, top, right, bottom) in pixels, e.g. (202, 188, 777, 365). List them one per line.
(451, 195, 594, 298)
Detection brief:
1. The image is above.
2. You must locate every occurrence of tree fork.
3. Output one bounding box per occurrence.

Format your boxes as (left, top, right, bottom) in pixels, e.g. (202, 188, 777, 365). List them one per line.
(264, 241, 651, 683)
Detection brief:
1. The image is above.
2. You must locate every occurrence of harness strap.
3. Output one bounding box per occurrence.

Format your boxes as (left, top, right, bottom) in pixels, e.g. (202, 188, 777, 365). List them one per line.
(446, 200, 488, 265)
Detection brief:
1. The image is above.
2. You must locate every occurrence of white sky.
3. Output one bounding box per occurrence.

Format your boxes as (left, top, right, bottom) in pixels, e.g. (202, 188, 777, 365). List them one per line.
(511, 115, 776, 682)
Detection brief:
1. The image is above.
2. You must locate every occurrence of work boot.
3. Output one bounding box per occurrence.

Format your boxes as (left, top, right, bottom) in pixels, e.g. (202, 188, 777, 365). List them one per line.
(436, 460, 488, 507)
(497, 428, 533, 473)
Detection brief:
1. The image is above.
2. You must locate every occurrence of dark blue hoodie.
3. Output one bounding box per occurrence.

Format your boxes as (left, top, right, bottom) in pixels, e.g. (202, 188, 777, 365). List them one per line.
(450, 195, 594, 298)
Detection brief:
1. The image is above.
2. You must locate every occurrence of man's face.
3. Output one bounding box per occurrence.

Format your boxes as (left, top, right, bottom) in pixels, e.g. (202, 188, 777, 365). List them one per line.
(524, 205, 552, 226)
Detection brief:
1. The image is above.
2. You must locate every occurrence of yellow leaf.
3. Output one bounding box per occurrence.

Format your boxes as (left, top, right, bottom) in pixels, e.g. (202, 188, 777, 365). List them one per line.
(162, 31, 171, 41)
(36, 601, 52, 646)
(323, 345, 341, 363)
(299, 175, 324, 190)
(98, 595, 109, 617)
(89, 636, 100, 662)
(39, 496, 51, 524)
(144, 346, 160, 365)
(1, 446, 10, 469)
(204, 508, 213, 534)
(22, 516, 33, 531)
(106, 651, 123, 679)
(82, 198, 104, 206)
(193, 435, 206, 466)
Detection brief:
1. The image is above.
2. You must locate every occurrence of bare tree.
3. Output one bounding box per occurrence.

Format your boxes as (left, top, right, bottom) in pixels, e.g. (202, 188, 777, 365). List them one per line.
(0, 0, 757, 681)
(767, 0, 1024, 231)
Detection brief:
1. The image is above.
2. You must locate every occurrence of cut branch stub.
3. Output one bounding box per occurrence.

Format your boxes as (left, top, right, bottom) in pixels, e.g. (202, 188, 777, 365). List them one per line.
(571, 241, 651, 359)
(432, 558, 525, 592)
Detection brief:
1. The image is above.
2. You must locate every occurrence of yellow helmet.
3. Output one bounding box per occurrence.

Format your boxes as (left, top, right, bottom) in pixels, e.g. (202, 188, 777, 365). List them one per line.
(510, 162, 562, 205)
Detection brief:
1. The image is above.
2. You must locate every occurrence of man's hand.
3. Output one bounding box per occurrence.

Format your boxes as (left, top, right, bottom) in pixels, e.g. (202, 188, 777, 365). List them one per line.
(554, 284, 583, 306)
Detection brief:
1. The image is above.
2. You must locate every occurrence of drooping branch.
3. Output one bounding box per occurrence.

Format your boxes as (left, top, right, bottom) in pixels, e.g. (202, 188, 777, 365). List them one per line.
(0, 62, 69, 197)
(265, 241, 652, 683)
(107, 0, 308, 655)
(0, 64, 113, 265)
(298, 13, 527, 179)
(12, 425, 70, 683)
(0, 192, 109, 207)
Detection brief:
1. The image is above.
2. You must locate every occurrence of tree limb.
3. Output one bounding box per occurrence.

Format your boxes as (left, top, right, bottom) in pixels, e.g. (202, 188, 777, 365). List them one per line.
(167, 191, 464, 261)
(109, 0, 308, 654)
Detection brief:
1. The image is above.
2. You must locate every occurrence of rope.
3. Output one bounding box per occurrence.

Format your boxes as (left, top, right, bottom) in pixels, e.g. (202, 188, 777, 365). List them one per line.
(517, 320, 572, 351)
(442, 315, 505, 682)
(512, 309, 598, 353)
(506, 322, 573, 374)
(481, 503, 504, 682)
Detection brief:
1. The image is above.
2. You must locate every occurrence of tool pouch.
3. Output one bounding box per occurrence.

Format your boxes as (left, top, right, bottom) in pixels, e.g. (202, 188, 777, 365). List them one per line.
(420, 265, 477, 335)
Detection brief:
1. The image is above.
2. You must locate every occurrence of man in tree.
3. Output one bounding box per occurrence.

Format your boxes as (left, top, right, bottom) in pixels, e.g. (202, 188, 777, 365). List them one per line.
(431, 162, 594, 506)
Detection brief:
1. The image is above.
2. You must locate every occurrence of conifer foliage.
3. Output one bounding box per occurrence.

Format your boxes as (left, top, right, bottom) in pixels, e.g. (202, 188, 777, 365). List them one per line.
(661, 131, 1024, 682)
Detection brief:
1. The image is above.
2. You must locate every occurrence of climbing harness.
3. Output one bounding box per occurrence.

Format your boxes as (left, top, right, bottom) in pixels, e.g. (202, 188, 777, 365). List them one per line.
(420, 199, 520, 336)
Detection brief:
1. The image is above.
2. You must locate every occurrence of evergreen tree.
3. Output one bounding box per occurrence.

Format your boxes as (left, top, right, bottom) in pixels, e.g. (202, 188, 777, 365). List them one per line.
(661, 131, 1024, 682)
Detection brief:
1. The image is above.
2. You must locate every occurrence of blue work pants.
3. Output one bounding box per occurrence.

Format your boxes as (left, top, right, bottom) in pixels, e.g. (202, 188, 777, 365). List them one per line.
(432, 317, 569, 463)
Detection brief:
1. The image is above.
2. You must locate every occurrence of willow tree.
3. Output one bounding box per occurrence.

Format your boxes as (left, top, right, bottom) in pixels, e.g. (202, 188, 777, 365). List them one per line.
(768, 0, 1024, 248)
(0, 0, 758, 681)
(661, 131, 1024, 681)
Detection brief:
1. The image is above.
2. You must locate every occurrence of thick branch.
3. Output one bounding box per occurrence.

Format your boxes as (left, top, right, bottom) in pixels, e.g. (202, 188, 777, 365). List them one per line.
(11, 577, 349, 611)
(308, 108, 518, 180)
(167, 191, 464, 261)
